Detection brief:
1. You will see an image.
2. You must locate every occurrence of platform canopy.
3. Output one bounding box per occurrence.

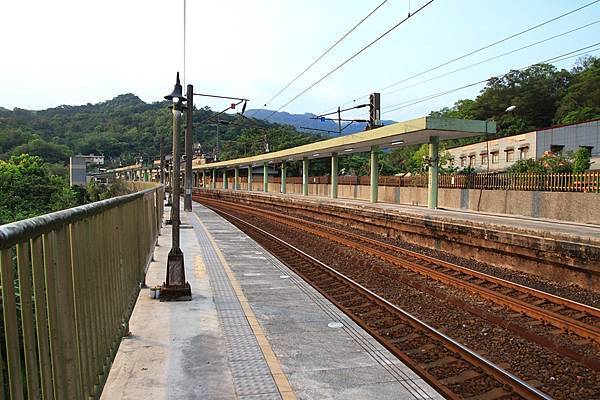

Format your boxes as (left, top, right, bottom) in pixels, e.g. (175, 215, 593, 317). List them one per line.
(192, 116, 496, 169)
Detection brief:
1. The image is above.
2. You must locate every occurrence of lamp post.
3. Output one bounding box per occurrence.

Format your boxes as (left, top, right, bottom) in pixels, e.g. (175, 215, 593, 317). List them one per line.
(160, 72, 192, 301)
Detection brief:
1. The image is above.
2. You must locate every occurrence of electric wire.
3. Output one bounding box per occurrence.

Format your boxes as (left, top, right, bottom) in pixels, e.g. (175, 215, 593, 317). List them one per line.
(380, 42, 600, 115)
(320, 0, 600, 115)
(261, 0, 435, 122)
(249, 0, 390, 118)
(381, 19, 600, 99)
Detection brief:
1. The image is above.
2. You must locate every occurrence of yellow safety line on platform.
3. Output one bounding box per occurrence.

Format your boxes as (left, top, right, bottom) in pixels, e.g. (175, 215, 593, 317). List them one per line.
(192, 212, 297, 400)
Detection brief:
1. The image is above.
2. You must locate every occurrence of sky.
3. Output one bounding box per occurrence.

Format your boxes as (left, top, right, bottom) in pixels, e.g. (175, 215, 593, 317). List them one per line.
(1, 0, 599, 122)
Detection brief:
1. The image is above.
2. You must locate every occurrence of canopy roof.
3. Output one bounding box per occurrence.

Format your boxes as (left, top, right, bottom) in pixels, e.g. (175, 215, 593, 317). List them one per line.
(190, 116, 496, 170)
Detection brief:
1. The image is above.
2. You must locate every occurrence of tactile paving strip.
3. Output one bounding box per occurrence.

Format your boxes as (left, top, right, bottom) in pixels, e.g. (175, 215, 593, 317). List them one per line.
(196, 205, 438, 400)
(193, 213, 282, 400)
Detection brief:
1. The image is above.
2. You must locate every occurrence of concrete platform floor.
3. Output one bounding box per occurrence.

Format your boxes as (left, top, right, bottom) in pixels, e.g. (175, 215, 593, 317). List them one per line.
(101, 202, 443, 400)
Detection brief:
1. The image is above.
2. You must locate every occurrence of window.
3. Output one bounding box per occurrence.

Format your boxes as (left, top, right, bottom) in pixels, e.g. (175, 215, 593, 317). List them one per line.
(460, 156, 466, 167)
(491, 151, 499, 164)
(449, 158, 455, 166)
(468, 155, 475, 167)
(550, 145, 564, 155)
(505, 149, 514, 162)
(481, 153, 488, 165)
(519, 146, 529, 160)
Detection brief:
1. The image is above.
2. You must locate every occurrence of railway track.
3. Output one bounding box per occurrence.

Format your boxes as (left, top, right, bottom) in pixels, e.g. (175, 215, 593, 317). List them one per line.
(195, 195, 600, 349)
(206, 203, 551, 400)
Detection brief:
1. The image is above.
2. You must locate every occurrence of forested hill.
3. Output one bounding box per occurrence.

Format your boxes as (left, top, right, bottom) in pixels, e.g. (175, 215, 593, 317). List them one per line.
(0, 94, 323, 170)
(246, 109, 396, 135)
(0, 57, 598, 174)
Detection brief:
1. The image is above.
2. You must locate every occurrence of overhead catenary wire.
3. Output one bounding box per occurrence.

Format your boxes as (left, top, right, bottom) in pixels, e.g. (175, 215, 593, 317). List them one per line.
(380, 42, 600, 115)
(249, 0, 390, 118)
(381, 19, 600, 100)
(320, 0, 600, 115)
(261, 0, 435, 122)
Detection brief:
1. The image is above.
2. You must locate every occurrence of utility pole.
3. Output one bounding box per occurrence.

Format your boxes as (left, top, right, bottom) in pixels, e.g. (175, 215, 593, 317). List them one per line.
(368, 92, 381, 130)
(184, 84, 193, 212)
(160, 136, 165, 184)
(337, 106, 342, 136)
(216, 122, 220, 161)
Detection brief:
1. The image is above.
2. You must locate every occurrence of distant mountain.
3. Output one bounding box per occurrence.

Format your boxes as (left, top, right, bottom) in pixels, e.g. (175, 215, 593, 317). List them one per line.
(246, 109, 395, 136)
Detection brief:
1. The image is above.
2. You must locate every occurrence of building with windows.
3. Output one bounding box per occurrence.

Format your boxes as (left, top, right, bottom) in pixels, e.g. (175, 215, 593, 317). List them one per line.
(445, 119, 599, 171)
(69, 154, 105, 186)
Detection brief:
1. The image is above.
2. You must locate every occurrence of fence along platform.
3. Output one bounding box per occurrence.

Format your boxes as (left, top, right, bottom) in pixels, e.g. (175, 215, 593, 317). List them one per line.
(0, 183, 163, 399)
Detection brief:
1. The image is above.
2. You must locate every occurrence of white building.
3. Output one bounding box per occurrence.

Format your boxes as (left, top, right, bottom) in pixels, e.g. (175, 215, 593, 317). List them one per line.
(445, 119, 599, 171)
(69, 154, 105, 186)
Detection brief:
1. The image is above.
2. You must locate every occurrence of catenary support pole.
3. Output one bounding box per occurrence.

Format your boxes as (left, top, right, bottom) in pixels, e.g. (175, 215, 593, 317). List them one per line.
(302, 157, 309, 196)
(184, 84, 193, 211)
(331, 152, 338, 198)
(370, 146, 379, 203)
(281, 161, 287, 194)
(428, 135, 439, 209)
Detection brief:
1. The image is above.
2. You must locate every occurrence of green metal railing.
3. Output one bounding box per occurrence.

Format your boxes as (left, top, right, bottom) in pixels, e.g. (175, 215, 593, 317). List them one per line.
(0, 183, 164, 399)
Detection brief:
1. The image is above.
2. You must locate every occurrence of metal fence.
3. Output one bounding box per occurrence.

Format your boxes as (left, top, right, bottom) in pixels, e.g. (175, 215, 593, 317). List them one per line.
(259, 171, 600, 193)
(398, 171, 600, 192)
(0, 183, 163, 399)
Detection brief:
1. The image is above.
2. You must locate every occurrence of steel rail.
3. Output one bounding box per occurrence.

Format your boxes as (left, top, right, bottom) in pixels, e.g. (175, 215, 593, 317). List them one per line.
(207, 203, 552, 400)
(197, 196, 600, 344)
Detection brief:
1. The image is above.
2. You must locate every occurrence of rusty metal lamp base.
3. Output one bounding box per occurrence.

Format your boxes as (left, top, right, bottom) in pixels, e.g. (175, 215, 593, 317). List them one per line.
(159, 283, 192, 301)
(160, 252, 192, 301)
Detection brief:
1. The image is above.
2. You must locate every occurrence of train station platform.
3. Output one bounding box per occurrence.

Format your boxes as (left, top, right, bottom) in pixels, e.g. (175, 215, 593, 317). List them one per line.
(101, 202, 442, 400)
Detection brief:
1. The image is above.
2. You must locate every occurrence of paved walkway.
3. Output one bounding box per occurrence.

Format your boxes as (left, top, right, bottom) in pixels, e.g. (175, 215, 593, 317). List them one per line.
(102, 202, 442, 399)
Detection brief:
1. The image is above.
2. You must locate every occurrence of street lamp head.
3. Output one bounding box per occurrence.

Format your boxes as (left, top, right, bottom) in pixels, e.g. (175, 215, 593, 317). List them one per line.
(164, 72, 187, 102)
(505, 105, 516, 112)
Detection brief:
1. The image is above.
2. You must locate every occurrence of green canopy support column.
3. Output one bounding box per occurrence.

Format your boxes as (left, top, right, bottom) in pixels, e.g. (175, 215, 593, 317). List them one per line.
(223, 170, 228, 189)
(427, 135, 439, 209)
(202, 170, 206, 188)
(302, 157, 309, 196)
(370, 146, 379, 203)
(281, 161, 287, 194)
(211, 169, 216, 189)
(247, 166, 252, 191)
(234, 167, 239, 190)
(331, 152, 338, 199)
(263, 163, 268, 192)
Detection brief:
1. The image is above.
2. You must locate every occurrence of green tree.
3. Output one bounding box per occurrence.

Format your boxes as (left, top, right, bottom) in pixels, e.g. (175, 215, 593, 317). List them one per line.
(572, 147, 592, 173)
(555, 57, 600, 124)
(0, 154, 77, 224)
